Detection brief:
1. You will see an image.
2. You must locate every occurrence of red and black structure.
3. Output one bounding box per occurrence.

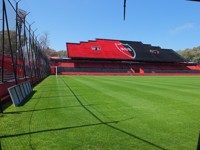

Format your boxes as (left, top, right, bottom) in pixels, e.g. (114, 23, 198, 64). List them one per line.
(67, 39, 185, 62)
(50, 38, 200, 76)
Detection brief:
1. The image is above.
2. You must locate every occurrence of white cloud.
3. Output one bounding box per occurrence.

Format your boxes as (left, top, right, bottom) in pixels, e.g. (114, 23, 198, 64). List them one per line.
(169, 23, 195, 34)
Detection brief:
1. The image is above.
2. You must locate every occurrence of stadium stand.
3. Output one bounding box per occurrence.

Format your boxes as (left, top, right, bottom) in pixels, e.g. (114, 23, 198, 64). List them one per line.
(67, 39, 186, 62)
(49, 39, 200, 75)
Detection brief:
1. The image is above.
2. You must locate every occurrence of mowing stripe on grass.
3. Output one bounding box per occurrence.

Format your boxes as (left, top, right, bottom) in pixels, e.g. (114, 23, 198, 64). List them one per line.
(60, 76, 106, 123)
(1, 75, 199, 149)
(28, 94, 42, 150)
(60, 76, 167, 150)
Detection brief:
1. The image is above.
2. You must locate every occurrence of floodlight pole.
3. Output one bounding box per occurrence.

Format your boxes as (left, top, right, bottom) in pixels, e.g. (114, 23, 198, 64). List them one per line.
(1, 0, 5, 82)
(4, 0, 18, 84)
(16, 0, 30, 81)
(33, 28, 39, 81)
(28, 22, 35, 84)
(15, 0, 21, 83)
(124, 0, 126, 20)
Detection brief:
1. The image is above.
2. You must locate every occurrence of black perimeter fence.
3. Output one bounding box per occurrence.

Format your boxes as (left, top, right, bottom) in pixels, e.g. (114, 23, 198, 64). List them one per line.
(0, 0, 50, 85)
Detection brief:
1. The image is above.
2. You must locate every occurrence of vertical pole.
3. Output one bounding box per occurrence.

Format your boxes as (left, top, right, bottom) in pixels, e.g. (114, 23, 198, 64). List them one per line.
(21, 18, 27, 80)
(33, 37, 37, 82)
(1, 0, 5, 82)
(15, 1, 18, 81)
(31, 33, 36, 83)
(24, 26, 29, 80)
(35, 40, 40, 81)
(124, 0, 126, 20)
(16, 7, 27, 80)
(4, 0, 18, 84)
(32, 32, 35, 82)
(56, 66, 57, 78)
(28, 25, 33, 84)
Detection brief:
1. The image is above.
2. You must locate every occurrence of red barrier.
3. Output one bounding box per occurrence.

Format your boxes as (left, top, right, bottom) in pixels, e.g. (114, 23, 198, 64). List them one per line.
(0, 79, 27, 99)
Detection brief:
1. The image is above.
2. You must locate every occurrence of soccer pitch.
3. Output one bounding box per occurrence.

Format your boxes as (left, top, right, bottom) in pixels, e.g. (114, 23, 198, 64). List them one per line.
(0, 75, 200, 150)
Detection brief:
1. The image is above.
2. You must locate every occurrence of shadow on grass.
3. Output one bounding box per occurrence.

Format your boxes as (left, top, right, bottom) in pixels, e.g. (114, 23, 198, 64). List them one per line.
(1, 77, 167, 150)
(30, 95, 76, 100)
(0, 121, 118, 139)
(60, 77, 167, 150)
(1, 101, 12, 113)
(4, 104, 94, 114)
(0, 91, 37, 114)
(0, 113, 166, 150)
(18, 90, 37, 107)
(197, 132, 200, 150)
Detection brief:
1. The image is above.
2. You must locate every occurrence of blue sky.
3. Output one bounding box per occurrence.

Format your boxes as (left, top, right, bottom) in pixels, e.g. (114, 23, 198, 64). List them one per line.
(19, 0, 200, 51)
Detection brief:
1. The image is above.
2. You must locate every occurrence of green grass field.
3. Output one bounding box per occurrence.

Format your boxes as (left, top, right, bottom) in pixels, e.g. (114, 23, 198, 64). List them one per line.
(0, 75, 200, 150)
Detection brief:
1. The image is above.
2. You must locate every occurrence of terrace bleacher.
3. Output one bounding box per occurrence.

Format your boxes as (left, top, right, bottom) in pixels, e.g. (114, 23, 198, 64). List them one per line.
(50, 39, 200, 75)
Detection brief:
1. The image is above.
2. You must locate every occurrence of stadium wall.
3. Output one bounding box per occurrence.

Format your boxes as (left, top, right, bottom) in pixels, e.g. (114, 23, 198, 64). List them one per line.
(50, 60, 200, 75)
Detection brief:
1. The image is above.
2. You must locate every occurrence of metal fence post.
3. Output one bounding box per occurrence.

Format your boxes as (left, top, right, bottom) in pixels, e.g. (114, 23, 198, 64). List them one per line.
(1, 0, 5, 82)
(3, 0, 18, 84)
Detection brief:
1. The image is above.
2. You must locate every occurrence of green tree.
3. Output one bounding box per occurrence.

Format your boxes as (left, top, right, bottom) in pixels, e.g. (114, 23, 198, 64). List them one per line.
(56, 50, 68, 57)
(177, 46, 200, 64)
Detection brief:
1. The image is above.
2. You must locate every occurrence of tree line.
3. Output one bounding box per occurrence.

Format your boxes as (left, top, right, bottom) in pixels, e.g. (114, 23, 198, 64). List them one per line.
(39, 32, 68, 58)
(177, 46, 200, 64)
(44, 48, 68, 58)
